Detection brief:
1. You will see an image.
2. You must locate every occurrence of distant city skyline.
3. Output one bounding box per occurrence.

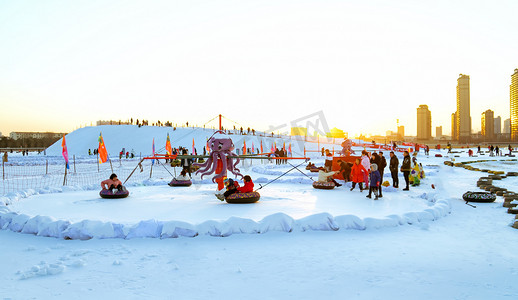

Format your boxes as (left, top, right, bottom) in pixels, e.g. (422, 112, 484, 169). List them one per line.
(1, 0, 517, 137)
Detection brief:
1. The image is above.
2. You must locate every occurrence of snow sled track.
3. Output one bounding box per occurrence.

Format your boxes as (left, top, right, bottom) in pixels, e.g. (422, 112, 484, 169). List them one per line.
(0, 183, 452, 240)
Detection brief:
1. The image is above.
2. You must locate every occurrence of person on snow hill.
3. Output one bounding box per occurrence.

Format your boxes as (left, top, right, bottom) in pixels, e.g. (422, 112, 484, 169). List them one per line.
(317, 167, 342, 187)
(324, 149, 333, 172)
(400, 151, 412, 191)
(336, 159, 352, 183)
(237, 175, 254, 193)
(361, 150, 371, 189)
(101, 173, 123, 192)
(389, 151, 399, 188)
(350, 158, 368, 192)
(366, 163, 381, 200)
(176, 169, 190, 181)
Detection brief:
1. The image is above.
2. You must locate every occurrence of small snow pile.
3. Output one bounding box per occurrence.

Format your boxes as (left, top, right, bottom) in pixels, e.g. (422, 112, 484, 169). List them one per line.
(18, 261, 65, 280)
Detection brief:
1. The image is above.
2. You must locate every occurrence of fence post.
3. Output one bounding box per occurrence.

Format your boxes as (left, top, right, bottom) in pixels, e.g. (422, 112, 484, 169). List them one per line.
(2, 160, 4, 180)
(46, 160, 48, 175)
(63, 163, 67, 186)
(97, 152, 99, 172)
(73, 155, 76, 173)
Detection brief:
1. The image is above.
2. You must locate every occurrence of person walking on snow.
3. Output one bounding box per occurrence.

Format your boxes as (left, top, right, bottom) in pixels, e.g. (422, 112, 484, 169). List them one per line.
(366, 163, 381, 200)
(389, 151, 399, 188)
(361, 151, 371, 189)
(350, 158, 367, 191)
(401, 151, 411, 191)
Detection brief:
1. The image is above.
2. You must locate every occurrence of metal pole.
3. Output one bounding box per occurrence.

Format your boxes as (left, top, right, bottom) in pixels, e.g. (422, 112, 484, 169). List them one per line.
(63, 163, 67, 186)
(46, 160, 48, 175)
(97, 151, 99, 172)
(149, 162, 153, 179)
(73, 155, 76, 173)
(109, 159, 114, 173)
(2, 160, 4, 180)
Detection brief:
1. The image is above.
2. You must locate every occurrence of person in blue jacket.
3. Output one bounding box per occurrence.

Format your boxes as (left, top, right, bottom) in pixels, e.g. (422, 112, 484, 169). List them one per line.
(366, 163, 381, 200)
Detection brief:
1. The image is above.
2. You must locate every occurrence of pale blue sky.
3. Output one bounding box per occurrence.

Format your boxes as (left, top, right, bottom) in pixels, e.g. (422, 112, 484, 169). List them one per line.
(1, 0, 517, 137)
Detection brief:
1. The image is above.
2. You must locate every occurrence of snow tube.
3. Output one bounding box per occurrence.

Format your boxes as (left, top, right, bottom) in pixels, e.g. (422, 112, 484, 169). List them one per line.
(435, 154, 443, 157)
(168, 179, 192, 187)
(310, 168, 320, 173)
(100, 188, 129, 199)
(225, 192, 260, 204)
(312, 181, 336, 190)
(462, 191, 496, 203)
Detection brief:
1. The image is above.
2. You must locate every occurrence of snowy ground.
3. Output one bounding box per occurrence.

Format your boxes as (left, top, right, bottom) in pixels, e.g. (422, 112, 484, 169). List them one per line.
(1, 147, 518, 299)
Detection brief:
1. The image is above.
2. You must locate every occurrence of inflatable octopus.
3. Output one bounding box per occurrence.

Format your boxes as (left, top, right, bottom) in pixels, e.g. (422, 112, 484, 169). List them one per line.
(340, 138, 354, 156)
(194, 133, 243, 182)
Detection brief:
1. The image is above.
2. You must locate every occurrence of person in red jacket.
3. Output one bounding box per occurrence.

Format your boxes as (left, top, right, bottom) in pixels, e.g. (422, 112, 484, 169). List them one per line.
(350, 158, 368, 192)
(237, 175, 254, 193)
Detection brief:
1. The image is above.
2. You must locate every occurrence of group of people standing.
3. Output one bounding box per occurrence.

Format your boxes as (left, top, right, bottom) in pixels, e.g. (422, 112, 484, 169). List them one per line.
(319, 149, 413, 200)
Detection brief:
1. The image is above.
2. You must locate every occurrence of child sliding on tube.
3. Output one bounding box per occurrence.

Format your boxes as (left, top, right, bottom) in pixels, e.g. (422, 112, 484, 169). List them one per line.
(216, 176, 254, 201)
(216, 178, 240, 201)
(101, 173, 123, 192)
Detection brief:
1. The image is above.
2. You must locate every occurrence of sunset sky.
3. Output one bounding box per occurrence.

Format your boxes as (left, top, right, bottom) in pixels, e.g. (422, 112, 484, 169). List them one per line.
(1, 0, 517, 137)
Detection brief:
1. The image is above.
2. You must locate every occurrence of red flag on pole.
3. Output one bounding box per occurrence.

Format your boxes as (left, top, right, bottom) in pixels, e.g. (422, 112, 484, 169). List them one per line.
(165, 134, 172, 155)
(98, 133, 108, 164)
(61, 134, 69, 169)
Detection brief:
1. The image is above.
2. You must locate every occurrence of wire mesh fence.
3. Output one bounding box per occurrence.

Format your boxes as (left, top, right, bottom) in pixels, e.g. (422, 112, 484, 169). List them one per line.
(1, 157, 185, 195)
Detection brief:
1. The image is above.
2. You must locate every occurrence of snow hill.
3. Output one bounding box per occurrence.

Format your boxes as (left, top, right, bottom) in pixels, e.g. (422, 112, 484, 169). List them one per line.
(45, 125, 342, 157)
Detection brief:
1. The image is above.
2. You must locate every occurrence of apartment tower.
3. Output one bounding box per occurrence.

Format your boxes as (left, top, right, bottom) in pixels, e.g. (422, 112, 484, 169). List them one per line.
(481, 109, 494, 140)
(511, 69, 518, 140)
(456, 74, 471, 141)
(417, 105, 432, 140)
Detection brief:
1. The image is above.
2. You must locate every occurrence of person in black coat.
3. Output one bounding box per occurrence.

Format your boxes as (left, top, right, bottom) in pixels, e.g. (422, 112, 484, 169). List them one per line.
(389, 151, 399, 188)
(400, 151, 411, 190)
(180, 149, 192, 177)
(336, 159, 352, 183)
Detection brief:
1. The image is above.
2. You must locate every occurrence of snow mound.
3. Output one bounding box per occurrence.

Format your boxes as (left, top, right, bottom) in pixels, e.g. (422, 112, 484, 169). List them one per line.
(0, 193, 452, 239)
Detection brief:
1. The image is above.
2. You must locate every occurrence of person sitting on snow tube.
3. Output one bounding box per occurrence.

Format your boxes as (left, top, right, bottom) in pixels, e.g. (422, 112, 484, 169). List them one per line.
(216, 178, 240, 201)
(306, 162, 316, 170)
(317, 167, 341, 187)
(101, 173, 123, 192)
(237, 175, 254, 193)
(176, 169, 191, 181)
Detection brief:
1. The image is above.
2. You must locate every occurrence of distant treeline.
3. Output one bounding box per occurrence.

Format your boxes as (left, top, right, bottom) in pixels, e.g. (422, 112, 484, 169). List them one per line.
(0, 136, 61, 149)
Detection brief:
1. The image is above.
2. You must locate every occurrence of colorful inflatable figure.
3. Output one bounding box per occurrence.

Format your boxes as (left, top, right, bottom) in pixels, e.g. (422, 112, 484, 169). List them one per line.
(340, 139, 354, 156)
(194, 131, 243, 190)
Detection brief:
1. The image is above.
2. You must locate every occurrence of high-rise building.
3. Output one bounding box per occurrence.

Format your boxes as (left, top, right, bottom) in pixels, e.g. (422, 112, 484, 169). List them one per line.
(451, 112, 457, 139)
(456, 74, 471, 141)
(494, 116, 502, 135)
(481, 109, 494, 140)
(504, 118, 511, 134)
(436, 126, 442, 138)
(511, 69, 518, 140)
(416, 105, 432, 140)
(397, 126, 405, 139)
